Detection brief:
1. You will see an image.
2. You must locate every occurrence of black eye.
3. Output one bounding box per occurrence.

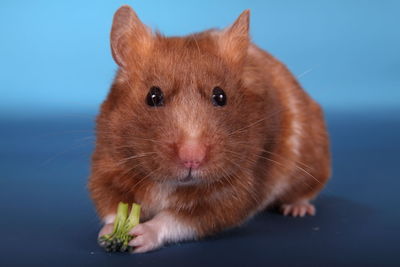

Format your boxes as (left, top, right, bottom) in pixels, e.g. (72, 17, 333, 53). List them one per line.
(146, 86, 164, 107)
(211, 87, 226, 106)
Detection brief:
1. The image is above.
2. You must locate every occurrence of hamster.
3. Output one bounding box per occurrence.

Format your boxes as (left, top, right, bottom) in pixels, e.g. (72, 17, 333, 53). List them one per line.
(88, 5, 331, 253)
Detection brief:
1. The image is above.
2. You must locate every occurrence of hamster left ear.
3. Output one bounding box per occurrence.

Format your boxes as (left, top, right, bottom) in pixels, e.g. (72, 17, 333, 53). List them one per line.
(110, 5, 153, 68)
(218, 10, 250, 65)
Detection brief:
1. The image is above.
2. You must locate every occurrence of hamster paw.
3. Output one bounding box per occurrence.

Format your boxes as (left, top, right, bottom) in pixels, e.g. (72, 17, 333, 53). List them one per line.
(128, 223, 163, 253)
(98, 223, 114, 237)
(97, 223, 114, 247)
(281, 200, 316, 217)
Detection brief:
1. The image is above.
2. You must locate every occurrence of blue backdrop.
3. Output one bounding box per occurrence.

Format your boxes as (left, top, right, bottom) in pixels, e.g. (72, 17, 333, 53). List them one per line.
(1, 0, 399, 117)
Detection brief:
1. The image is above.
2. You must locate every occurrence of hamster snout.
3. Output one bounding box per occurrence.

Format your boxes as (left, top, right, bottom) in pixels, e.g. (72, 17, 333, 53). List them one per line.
(177, 140, 207, 169)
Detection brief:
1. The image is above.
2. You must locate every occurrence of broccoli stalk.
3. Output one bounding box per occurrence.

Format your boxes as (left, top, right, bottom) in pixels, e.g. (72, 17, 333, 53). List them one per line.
(98, 202, 141, 252)
(120, 203, 141, 252)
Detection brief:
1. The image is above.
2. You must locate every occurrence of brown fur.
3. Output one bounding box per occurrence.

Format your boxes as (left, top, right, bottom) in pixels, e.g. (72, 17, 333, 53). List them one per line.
(88, 6, 330, 239)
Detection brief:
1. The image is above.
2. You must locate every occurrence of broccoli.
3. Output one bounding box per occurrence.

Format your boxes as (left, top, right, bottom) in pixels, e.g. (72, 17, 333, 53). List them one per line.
(98, 202, 141, 253)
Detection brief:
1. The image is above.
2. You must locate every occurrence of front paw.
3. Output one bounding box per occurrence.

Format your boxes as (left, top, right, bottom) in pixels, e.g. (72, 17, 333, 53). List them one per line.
(128, 223, 163, 253)
(97, 223, 114, 247)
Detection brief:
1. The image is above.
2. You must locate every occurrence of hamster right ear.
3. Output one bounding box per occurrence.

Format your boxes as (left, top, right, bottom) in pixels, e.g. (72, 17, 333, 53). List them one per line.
(110, 5, 153, 67)
(218, 10, 250, 66)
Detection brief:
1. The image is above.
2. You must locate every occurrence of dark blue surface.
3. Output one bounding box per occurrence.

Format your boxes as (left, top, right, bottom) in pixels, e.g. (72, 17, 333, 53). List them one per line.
(1, 110, 399, 266)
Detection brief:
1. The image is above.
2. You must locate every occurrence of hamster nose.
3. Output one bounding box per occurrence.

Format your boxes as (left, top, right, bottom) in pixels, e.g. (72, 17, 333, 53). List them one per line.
(178, 142, 206, 169)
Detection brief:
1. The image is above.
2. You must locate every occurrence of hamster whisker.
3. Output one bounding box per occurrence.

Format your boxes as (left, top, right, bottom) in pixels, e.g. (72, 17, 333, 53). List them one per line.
(127, 137, 165, 145)
(232, 151, 314, 189)
(252, 154, 322, 185)
(215, 166, 235, 188)
(115, 152, 158, 166)
(41, 141, 93, 166)
(131, 167, 161, 192)
(114, 163, 136, 179)
(234, 143, 313, 171)
(297, 67, 314, 79)
(262, 150, 313, 170)
(223, 149, 258, 166)
(226, 155, 253, 174)
(112, 141, 164, 151)
(100, 133, 165, 145)
(224, 145, 321, 185)
(106, 160, 151, 196)
(216, 161, 260, 204)
(227, 118, 267, 137)
(37, 130, 94, 138)
(292, 165, 321, 184)
(227, 107, 288, 137)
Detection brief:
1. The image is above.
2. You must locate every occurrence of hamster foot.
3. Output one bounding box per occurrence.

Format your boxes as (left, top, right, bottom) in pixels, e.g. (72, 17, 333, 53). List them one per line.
(281, 200, 316, 217)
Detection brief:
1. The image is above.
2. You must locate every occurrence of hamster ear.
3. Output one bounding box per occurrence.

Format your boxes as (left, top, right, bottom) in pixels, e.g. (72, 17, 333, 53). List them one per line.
(110, 5, 153, 67)
(218, 10, 250, 65)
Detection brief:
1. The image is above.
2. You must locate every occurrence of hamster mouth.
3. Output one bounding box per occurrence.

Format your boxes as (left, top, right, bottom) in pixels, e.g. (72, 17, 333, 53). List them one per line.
(178, 168, 196, 185)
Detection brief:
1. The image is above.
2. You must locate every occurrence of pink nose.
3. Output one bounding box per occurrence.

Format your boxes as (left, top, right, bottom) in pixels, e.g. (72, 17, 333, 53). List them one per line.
(178, 142, 206, 169)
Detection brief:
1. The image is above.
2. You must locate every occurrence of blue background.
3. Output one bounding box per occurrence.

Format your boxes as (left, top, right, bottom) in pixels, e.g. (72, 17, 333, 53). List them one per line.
(1, 0, 399, 116)
(1, 1, 399, 266)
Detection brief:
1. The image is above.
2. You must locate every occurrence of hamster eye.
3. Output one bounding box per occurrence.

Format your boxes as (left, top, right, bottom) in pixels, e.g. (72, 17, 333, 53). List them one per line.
(211, 87, 226, 106)
(146, 86, 164, 107)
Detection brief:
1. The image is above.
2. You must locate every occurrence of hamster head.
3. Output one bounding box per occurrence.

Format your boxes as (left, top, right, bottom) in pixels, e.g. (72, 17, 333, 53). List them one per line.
(103, 6, 267, 186)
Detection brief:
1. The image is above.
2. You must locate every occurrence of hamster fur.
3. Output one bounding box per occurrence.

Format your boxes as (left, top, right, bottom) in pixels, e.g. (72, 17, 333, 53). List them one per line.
(88, 5, 331, 253)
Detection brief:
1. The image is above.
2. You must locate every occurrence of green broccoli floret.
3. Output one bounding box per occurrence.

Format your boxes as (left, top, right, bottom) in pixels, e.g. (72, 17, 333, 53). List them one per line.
(98, 202, 141, 252)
